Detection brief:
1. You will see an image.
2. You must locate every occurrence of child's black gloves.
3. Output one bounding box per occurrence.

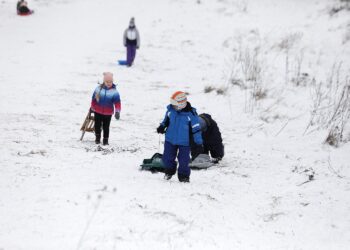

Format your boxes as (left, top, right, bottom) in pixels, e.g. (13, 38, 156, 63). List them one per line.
(157, 125, 166, 134)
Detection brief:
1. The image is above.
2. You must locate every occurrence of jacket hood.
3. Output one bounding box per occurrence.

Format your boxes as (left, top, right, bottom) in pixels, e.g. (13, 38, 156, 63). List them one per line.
(199, 113, 212, 119)
(199, 113, 212, 128)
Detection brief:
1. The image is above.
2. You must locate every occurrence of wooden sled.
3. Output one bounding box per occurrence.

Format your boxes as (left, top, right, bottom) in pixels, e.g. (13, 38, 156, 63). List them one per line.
(80, 109, 95, 141)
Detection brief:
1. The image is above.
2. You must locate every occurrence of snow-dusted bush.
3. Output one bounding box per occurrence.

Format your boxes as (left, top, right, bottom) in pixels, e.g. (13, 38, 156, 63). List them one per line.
(304, 62, 350, 146)
(240, 46, 262, 84)
(277, 32, 303, 85)
(329, 0, 350, 16)
(290, 49, 312, 87)
(227, 42, 268, 112)
(324, 80, 350, 146)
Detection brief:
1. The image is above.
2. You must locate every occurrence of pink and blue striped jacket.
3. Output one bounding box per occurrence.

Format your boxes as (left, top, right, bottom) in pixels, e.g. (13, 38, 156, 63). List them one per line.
(91, 83, 121, 115)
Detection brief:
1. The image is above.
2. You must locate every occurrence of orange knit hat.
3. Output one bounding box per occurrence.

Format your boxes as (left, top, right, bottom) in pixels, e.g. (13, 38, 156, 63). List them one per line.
(170, 91, 187, 110)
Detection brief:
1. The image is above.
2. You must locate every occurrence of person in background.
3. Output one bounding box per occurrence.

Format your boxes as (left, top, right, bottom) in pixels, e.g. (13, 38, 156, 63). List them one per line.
(157, 91, 203, 183)
(198, 113, 224, 162)
(123, 17, 140, 67)
(91, 72, 121, 145)
(17, 0, 31, 14)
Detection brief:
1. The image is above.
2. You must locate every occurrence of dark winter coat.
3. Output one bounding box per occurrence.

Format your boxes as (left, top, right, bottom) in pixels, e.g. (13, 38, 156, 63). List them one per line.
(199, 113, 224, 159)
(17, 0, 30, 13)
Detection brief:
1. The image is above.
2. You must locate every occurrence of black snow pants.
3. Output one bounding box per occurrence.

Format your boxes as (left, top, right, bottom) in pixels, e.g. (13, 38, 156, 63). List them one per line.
(94, 112, 112, 139)
(203, 143, 224, 159)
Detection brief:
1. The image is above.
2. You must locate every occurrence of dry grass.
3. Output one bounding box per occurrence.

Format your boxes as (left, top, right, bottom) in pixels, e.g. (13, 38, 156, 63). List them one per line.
(204, 86, 215, 93)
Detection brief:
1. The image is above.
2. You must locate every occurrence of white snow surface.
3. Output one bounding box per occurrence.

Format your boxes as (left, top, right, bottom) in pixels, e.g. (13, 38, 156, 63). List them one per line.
(0, 0, 350, 249)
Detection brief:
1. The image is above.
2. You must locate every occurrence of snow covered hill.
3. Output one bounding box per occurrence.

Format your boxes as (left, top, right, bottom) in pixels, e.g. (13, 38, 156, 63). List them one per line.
(0, 0, 349, 249)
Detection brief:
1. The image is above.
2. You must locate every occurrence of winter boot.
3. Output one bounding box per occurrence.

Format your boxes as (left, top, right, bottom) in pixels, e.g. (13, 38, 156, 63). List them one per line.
(103, 138, 109, 146)
(164, 173, 173, 180)
(164, 168, 176, 180)
(212, 157, 222, 164)
(178, 174, 190, 183)
(95, 134, 101, 144)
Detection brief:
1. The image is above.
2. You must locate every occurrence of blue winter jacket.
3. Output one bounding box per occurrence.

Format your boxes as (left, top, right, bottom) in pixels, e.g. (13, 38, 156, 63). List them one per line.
(160, 103, 203, 146)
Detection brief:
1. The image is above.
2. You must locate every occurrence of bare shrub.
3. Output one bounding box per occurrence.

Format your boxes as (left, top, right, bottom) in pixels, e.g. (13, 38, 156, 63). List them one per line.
(260, 113, 282, 124)
(226, 41, 269, 113)
(292, 72, 310, 87)
(216, 86, 228, 95)
(239, 46, 262, 84)
(277, 32, 303, 85)
(239, 45, 267, 112)
(253, 86, 267, 100)
(230, 78, 244, 88)
(204, 86, 215, 93)
(330, 6, 345, 15)
(304, 62, 350, 146)
(329, 1, 350, 16)
(303, 78, 325, 134)
(324, 81, 350, 146)
(343, 22, 350, 44)
(204, 85, 228, 95)
(325, 126, 341, 147)
(290, 49, 311, 86)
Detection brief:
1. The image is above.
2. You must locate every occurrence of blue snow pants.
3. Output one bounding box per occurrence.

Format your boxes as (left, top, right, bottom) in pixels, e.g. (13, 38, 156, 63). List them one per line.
(126, 45, 136, 66)
(162, 141, 191, 177)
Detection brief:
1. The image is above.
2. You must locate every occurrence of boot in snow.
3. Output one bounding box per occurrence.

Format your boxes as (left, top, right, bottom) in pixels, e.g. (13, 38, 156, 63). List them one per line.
(178, 175, 190, 183)
(164, 173, 173, 180)
(103, 138, 109, 146)
(95, 134, 101, 144)
(164, 168, 176, 180)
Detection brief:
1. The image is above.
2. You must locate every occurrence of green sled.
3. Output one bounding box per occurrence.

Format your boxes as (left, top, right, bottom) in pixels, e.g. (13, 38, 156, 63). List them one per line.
(140, 153, 168, 173)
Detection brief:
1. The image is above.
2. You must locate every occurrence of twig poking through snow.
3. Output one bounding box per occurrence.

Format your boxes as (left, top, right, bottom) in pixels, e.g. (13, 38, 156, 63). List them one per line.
(274, 120, 289, 137)
(327, 156, 345, 179)
(297, 178, 314, 187)
(297, 173, 315, 186)
(158, 134, 161, 153)
(76, 195, 103, 250)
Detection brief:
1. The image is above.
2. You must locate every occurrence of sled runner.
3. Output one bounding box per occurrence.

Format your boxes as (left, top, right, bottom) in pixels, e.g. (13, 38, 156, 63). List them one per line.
(118, 60, 128, 66)
(80, 109, 95, 141)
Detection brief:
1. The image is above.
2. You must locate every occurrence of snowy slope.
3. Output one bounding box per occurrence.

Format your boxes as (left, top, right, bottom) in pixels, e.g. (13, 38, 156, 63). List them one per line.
(0, 0, 349, 249)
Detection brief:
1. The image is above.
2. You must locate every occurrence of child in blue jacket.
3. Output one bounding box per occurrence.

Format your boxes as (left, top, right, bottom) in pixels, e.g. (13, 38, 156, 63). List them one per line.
(157, 91, 203, 182)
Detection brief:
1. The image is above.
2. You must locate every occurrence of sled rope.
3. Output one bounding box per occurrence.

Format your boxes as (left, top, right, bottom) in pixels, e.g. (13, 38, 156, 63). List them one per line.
(158, 134, 161, 153)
